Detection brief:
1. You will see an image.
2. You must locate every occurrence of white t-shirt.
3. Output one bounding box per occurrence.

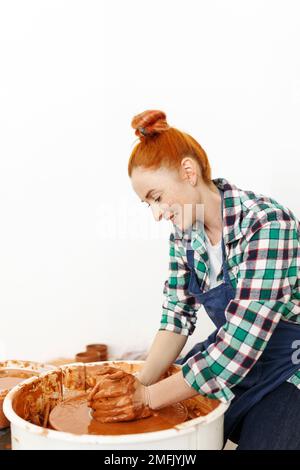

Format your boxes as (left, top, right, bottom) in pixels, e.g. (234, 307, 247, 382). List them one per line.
(203, 229, 223, 289)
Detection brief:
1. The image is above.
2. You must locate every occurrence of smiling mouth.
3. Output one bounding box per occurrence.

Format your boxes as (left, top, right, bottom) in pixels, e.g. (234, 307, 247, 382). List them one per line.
(162, 213, 177, 223)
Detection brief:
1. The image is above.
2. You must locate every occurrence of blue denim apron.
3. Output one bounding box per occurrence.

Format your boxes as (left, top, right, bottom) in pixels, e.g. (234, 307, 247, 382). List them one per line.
(176, 188, 300, 444)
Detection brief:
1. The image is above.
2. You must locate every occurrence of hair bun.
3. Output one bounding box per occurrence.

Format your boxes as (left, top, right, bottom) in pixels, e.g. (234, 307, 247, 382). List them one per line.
(131, 110, 169, 139)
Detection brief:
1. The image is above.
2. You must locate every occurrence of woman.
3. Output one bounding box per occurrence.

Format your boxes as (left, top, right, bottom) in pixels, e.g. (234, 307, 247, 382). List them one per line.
(91, 110, 300, 449)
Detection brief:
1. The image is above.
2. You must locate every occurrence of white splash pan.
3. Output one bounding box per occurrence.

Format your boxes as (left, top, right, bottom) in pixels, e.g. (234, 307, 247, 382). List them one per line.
(0, 360, 56, 430)
(3, 360, 230, 450)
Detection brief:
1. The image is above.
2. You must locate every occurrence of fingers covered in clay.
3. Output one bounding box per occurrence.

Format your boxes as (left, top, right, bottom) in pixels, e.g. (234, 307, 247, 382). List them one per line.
(88, 365, 153, 423)
(89, 395, 132, 410)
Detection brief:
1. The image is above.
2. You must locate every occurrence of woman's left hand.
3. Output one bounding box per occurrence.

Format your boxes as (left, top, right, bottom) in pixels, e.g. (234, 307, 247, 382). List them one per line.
(87, 366, 152, 423)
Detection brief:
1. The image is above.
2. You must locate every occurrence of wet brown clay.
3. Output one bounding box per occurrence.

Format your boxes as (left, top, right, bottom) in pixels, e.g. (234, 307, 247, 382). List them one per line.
(49, 393, 188, 435)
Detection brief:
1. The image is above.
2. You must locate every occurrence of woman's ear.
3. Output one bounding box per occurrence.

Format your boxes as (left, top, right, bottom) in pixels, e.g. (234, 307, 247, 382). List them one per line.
(180, 156, 199, 186)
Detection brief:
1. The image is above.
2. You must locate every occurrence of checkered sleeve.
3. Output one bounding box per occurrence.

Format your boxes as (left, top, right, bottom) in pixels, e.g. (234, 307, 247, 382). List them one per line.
(182, 218, 300, 402)
(159, 233, 202, 336)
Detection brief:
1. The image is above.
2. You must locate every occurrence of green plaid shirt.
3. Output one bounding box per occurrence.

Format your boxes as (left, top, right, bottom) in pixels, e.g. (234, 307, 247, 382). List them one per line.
(159, 178, 300, 402)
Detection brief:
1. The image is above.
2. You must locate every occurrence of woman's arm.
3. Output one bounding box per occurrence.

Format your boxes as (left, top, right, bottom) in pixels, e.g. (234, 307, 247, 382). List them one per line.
(136, 330, 188, 385)
(137, 232, 201, 386)
(145, 369, 199, 409)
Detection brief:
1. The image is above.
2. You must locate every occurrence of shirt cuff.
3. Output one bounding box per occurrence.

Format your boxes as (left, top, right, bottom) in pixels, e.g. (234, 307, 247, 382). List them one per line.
(182, 353, 235, 403)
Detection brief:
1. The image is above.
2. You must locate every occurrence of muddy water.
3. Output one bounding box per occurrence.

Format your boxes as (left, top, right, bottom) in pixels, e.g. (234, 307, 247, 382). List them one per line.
(49, 393, 188, 435)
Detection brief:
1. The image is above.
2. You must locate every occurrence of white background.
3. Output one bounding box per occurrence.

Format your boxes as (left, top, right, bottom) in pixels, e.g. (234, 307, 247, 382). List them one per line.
(0, 0, 299, 362)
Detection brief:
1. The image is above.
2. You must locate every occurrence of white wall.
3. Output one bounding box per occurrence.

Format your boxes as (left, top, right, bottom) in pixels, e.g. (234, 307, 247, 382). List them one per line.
(0, 0, 299, 362)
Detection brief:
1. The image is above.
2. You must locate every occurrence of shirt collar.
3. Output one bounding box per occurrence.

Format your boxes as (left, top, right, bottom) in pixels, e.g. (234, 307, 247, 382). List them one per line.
(172, 177, 244, 248)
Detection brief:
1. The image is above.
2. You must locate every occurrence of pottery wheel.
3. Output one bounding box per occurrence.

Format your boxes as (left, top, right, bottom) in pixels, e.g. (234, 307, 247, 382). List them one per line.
(49, 393, 188, 435)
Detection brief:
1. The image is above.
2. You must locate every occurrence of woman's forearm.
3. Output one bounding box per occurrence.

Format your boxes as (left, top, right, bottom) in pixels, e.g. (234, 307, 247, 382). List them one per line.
(145, 370, 199, 409)
(137, 330, 188, 386)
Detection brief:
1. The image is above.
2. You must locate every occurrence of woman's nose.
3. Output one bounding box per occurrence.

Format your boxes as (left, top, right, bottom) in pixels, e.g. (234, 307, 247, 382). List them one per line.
(150, 204, 162, 222)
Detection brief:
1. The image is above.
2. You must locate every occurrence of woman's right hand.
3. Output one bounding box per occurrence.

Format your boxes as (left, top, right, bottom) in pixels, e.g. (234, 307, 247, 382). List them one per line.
(87, 366, 152, 423)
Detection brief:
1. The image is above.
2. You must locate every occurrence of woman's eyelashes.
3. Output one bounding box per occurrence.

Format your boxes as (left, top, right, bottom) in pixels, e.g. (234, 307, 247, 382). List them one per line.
(145, 196, 161, 207)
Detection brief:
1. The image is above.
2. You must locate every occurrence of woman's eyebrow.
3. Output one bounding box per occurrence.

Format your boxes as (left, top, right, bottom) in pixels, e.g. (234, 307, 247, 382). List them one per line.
(141, 188, 156, 203)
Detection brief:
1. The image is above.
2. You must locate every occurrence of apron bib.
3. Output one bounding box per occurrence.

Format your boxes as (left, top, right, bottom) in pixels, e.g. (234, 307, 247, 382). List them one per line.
(176, 188, 300, 443)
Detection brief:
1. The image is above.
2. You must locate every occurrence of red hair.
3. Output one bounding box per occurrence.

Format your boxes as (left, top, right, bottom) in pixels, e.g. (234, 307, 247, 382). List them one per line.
(128, 110, 211, 182)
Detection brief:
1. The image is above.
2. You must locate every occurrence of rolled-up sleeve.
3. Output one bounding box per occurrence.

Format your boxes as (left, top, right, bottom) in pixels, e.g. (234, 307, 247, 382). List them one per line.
(182, 218, 300, 403)
(159, 233, 202, 336)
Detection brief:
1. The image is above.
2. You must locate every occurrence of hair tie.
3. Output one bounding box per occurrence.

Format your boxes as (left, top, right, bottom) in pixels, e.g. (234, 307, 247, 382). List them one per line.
(138, 126, 148, 136)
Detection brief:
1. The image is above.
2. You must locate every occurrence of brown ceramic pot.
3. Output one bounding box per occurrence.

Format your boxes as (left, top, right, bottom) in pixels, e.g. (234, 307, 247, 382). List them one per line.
(86, 344, 108, 361)
(75, 351, 101, 363)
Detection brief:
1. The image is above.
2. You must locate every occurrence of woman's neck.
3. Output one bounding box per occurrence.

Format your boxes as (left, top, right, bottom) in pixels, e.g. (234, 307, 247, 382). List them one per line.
(201, 181, 223, 245)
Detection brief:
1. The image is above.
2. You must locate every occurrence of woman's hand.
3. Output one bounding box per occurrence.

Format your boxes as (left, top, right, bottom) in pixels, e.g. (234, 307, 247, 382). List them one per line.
(87, 366, 153, 423)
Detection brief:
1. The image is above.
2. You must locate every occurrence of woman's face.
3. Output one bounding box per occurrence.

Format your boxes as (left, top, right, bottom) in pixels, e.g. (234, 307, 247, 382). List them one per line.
(131, 161, 204, 232)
